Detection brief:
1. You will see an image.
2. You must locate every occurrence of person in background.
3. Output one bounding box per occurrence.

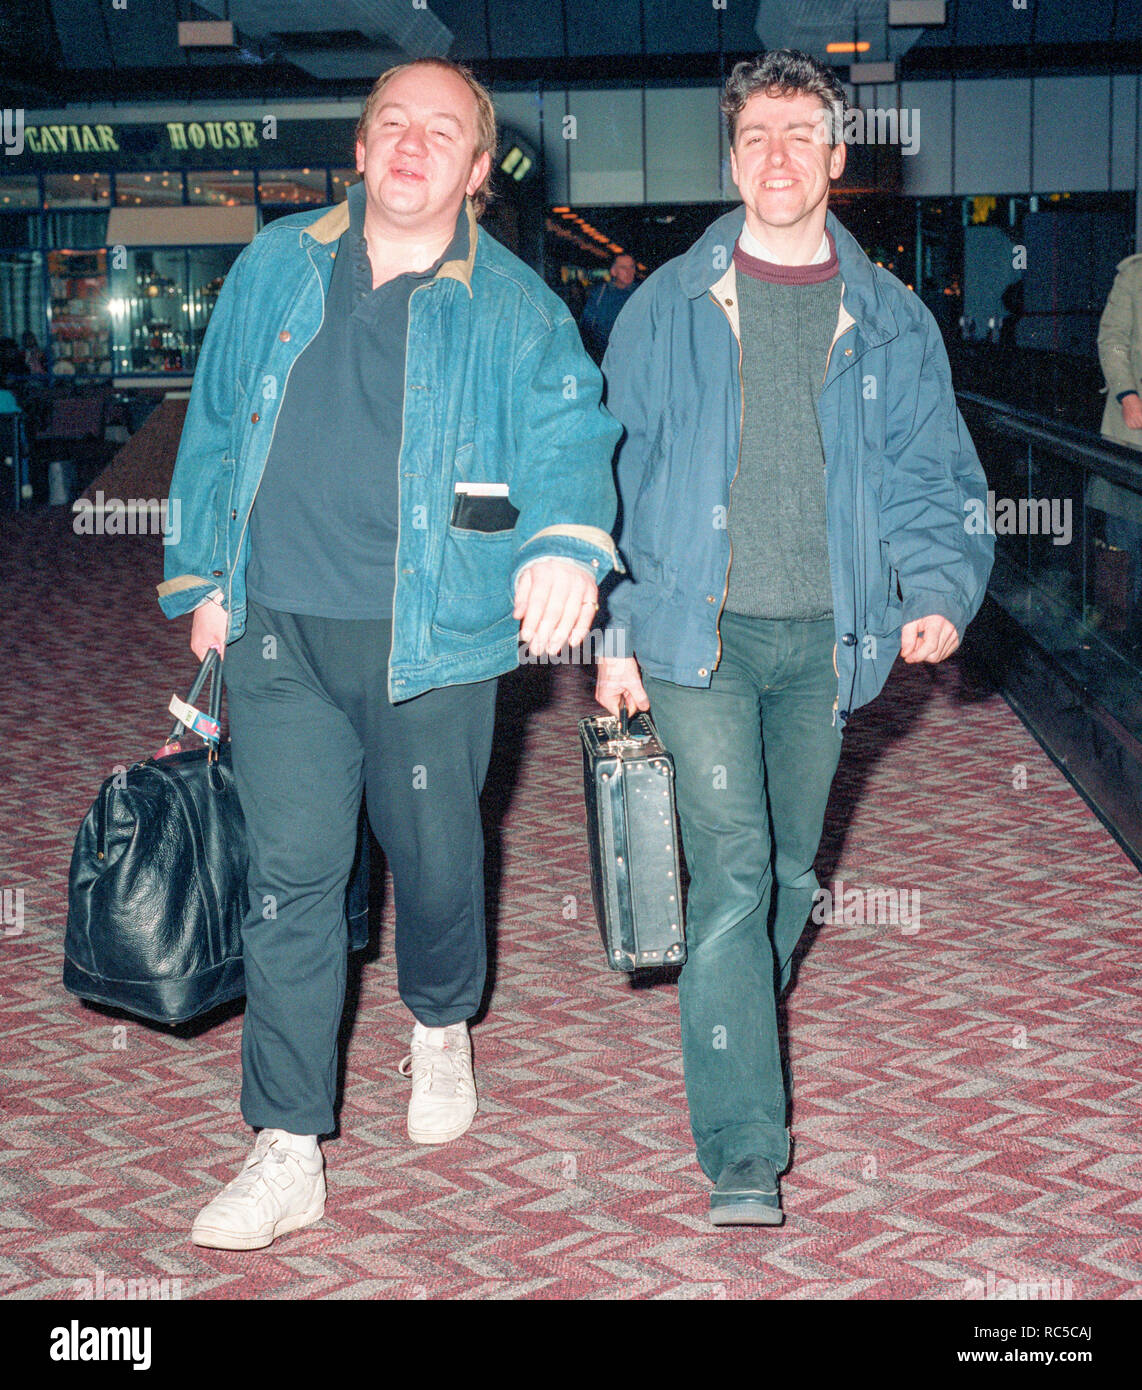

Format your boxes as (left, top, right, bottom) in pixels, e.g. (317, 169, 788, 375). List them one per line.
(21, 331, 47, 376)
(580, 253, 637, 362)
(1092, 252, 1142, 631)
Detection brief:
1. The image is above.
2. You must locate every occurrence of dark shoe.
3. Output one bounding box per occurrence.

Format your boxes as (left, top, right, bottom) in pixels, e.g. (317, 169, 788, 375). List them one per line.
(709, 1157, 784, 1227)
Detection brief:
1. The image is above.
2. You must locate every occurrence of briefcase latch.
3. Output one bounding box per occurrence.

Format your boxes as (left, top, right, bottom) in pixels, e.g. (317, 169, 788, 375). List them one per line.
(602, 707, 650, 755)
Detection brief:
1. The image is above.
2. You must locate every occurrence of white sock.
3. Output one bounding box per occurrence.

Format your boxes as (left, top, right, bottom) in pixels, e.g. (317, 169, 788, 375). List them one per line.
(269, 1130, 318, 1159)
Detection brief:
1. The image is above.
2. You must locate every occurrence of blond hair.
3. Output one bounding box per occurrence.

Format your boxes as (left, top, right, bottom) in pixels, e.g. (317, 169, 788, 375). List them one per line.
(355, 57, 497, 218)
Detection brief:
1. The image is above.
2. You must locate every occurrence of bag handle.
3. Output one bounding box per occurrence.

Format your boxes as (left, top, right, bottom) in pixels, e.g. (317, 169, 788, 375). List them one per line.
(157, 649, 224, 756)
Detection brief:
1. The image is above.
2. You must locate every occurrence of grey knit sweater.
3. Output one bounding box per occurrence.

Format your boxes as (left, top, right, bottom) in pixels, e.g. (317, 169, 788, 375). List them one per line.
(724, 239, 842, 620)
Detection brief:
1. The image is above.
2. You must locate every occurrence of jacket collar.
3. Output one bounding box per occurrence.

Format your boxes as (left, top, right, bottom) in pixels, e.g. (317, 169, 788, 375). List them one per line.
(301, 193, 479, 296)
(680, 203, 898, 346)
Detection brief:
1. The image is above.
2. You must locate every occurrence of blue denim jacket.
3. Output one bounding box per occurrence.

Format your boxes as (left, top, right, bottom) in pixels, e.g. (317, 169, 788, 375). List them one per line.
(602, 206, 994, 727)
(159, 197, 622, 701)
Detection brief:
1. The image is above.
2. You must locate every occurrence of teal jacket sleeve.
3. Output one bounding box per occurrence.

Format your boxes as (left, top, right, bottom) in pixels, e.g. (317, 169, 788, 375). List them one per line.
(157, 244, 251, 620)
(598, 289, 653, 643)
(880, 305, 995, 637)
(507, 311, 624, 585)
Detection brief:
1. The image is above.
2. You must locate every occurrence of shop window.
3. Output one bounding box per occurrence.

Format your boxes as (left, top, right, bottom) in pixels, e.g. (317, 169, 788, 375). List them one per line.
(0, 176, 41, 249)
(187, 171, 256, 206)
(258, 169, 328, 207)
(187, 246, 242, 369)
(108, 249, 188, 374)
(42, 173, 110, 208)
(0, 251, 46, 378)
(48, 248, 109, 377)
(330, 170, 360, 204)
(115, 172, 185, 207)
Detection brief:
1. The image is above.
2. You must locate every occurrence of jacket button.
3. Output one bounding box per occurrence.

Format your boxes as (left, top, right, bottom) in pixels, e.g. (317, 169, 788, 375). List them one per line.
(250, 412, 260, 423)
(212, 569, 223, 577)
(230, 509, 237, 520)
(844, 348, 853, 356)
(279, 329, 291, 342)
(841, 632, 856, 646)
(725, 298, 734, 307)
(706, 594, 716, 603)
(698, 668, 708, 677)
(839, 709, 849, 720)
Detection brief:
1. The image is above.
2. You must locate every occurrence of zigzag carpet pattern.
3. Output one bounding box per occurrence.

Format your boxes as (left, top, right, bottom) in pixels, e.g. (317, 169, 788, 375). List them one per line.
(2, 511, 1140, 1300)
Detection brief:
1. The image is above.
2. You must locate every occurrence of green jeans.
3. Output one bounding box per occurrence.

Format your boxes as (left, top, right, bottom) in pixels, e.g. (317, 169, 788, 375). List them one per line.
(644, 612, 844, 1180)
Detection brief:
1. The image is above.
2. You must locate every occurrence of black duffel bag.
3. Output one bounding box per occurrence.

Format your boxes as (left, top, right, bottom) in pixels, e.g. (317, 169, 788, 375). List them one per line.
(64, 650, 369, 1024)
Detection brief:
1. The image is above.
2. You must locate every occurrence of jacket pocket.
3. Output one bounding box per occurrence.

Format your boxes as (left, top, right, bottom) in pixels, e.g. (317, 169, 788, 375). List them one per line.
(432, 526, 516, 638)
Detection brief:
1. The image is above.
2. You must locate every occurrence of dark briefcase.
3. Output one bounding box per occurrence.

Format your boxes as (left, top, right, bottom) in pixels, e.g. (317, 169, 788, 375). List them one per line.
(579, 707, 686, 971)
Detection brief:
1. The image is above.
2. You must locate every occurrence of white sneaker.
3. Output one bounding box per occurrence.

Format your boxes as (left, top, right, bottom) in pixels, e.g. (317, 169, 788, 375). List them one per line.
(190, 1130, 325, 1250)
(398, 1021, 478, 1145)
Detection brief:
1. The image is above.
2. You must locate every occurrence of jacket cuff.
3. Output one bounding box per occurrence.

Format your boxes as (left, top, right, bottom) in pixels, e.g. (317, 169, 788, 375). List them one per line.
(515, 555, 597, 581)
(901, 590, 970, 637)
(1116, 389, 1140, 403)
(511, 524, 624, 587)
(157, 573, 220, 619)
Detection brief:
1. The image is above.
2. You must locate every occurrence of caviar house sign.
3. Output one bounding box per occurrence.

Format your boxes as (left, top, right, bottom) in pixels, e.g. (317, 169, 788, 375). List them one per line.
(23, 122, 261, 155)
(13, 117, 357, 169)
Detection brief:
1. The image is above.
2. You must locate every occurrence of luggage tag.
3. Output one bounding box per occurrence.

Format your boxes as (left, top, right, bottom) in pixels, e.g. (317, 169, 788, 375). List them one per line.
(451, 481, 519, 533)
(166, 694, 221, 746)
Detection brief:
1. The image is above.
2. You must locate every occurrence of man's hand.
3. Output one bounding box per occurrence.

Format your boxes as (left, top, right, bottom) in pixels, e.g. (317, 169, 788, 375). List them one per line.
(190, 599, 229, 663)
(900, 614, 959, 664)
(1122, 394, 1142, 431)
(595, 656, 650, 717)
(514, 558, 598, 657)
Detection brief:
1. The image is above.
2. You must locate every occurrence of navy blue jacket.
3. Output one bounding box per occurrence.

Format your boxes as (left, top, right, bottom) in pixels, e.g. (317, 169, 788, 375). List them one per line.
(602, 206, 994, 727)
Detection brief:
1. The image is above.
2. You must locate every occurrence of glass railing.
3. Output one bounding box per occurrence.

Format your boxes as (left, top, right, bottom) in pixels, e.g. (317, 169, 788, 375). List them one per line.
(958, 392, 1142, 742)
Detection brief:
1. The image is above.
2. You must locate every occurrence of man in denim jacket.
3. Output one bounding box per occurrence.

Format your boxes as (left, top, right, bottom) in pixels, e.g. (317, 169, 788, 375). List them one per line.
(160, 58, 620, 1250)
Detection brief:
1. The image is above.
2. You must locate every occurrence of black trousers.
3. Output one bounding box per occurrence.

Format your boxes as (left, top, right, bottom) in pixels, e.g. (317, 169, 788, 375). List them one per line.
(223, 599, 498, 1135)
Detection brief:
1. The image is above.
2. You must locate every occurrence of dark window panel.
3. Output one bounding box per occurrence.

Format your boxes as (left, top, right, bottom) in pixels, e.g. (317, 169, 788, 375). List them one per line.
(1034, 0, 1113, 44)
(486, 0, 553, 58)
(952, 0, 1036, 47)
(643, 0, 725, 54)
(427, 0, 492, 60)
(1113, 0, 1142, 40)
(52, 0, 114, 69)
(565, 0, 642, 57)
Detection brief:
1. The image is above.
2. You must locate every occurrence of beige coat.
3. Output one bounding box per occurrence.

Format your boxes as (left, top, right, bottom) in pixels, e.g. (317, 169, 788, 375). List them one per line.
(1098, 252, 1142, 451)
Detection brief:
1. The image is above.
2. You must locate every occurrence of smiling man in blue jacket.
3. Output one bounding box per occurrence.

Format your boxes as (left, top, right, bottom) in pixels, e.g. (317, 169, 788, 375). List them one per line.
(159, 58, 620, 1250)
(595, 50, 993, 1227)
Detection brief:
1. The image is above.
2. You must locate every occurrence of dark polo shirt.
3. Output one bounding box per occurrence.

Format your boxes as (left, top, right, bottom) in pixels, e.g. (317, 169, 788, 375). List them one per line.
(246, 182, 469, 619)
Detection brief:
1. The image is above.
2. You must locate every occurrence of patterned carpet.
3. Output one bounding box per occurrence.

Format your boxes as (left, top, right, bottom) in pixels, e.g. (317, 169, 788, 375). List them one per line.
(2, 510, 1140, 1301)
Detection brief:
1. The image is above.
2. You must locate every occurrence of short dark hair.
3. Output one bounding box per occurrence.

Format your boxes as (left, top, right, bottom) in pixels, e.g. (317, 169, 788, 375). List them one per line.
(720, 49, 849, 148)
